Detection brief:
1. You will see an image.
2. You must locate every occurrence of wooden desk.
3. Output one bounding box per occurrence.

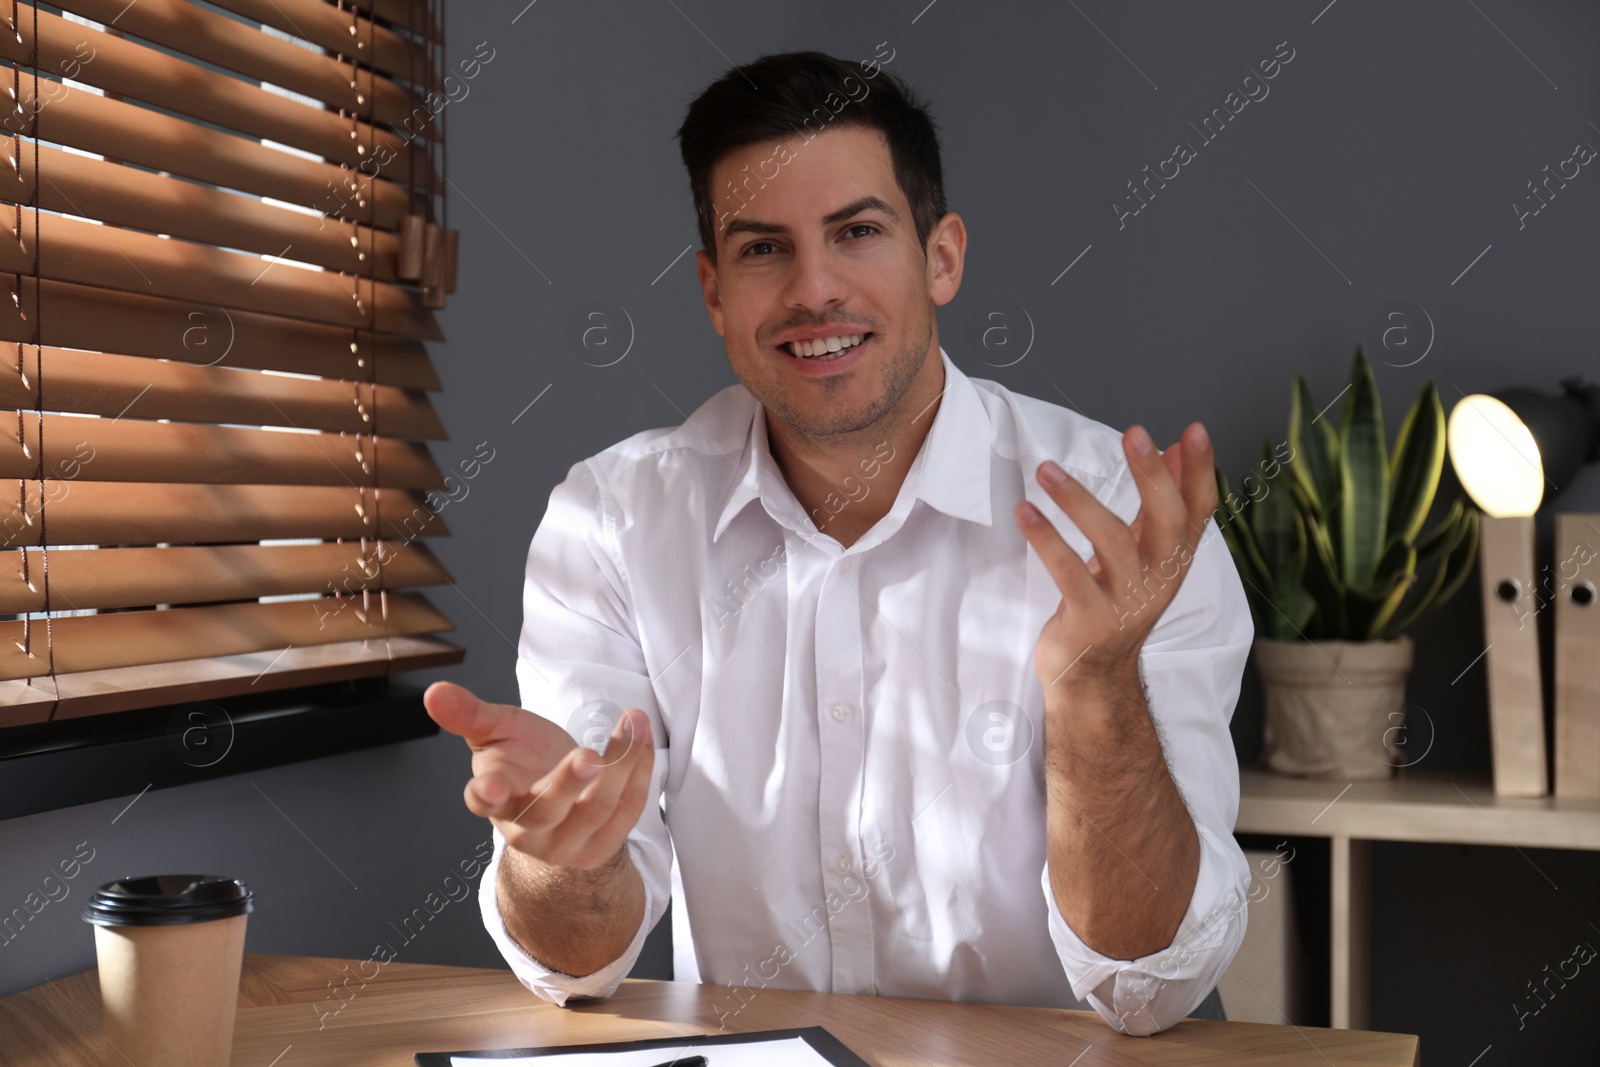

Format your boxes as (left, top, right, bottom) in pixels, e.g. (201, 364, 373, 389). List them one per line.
(0, 953, 1417, 1066)
(1236, 766, 1600, 1030)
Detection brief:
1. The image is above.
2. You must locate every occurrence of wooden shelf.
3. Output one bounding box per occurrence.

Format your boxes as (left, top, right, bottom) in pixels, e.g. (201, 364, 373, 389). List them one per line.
(1234, 765, 1600, 1032)
(1237, 766, 1600, 850)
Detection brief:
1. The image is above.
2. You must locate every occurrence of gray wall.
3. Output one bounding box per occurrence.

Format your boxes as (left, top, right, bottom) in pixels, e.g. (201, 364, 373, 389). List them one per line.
(4, 1, 1598, 1062)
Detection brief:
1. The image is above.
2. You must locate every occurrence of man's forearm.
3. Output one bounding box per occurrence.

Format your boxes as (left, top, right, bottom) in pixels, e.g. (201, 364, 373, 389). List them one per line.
(497, 843, 645, 977)
(1044, 661, 1198, 961)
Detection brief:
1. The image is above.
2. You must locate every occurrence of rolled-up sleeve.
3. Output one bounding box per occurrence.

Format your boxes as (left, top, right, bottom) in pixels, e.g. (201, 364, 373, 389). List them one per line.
(1041, 515, 1255, 1035)
(477, 457, 673, 1005)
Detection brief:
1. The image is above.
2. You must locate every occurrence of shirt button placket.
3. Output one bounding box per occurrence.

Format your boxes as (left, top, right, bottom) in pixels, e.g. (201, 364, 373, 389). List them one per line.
(814, 553, 871, 994)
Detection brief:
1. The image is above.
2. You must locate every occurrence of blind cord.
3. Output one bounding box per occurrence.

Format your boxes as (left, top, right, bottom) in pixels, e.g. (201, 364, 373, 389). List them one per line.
(367, 0, 388, 658)
(10, 0, 24, 658)
(12, 0, 56, 705)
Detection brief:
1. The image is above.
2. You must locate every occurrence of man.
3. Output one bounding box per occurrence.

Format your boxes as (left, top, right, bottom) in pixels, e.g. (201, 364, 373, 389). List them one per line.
(424, 49, 1254, 1036)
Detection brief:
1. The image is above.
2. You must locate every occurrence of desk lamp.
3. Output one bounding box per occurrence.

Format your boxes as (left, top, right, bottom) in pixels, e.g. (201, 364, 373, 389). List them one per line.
(1447, 380, 1600, 798)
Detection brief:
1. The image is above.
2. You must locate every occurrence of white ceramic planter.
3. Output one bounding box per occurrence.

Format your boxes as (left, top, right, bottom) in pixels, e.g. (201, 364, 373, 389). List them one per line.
(1254, 636, 1414, 781)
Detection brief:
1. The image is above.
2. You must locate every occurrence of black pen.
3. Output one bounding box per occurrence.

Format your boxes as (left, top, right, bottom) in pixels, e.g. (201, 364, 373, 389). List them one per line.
(642, 1056, 706, 1067)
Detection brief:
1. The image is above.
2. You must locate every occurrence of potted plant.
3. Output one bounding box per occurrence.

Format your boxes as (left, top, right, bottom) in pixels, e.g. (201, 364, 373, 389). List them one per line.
(1215, 347, 1480, 780)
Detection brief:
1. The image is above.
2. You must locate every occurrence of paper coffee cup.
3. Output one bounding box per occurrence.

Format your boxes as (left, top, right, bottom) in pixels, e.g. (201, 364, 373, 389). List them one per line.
(83, 874, 254, 1067)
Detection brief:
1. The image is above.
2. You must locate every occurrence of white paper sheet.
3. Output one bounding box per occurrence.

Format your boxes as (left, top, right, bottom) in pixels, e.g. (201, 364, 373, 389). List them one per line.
(450, 1034, 836, 1067)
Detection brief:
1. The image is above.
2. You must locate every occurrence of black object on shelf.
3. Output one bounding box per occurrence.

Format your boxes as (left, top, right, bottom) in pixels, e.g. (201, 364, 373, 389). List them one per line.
(0, 677, 439, 821)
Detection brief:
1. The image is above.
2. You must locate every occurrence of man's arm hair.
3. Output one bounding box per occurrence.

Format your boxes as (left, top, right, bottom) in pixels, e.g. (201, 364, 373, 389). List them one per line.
(497, 843, 646, 977)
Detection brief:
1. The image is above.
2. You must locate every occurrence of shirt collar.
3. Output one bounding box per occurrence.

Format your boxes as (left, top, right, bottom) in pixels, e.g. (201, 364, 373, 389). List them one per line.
(712, 346, 993, 543)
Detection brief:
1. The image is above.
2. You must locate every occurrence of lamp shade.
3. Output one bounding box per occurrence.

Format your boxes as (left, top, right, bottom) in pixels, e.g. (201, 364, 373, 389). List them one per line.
(1447, 380, 1600, 517)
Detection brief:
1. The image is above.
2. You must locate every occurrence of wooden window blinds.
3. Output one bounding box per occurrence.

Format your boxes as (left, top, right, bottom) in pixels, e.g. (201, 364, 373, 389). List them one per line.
(0, 0, 464, 726)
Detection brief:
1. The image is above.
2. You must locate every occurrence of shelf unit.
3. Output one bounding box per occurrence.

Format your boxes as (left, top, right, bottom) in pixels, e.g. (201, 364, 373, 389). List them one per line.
(1235, 766, 1600, 1029)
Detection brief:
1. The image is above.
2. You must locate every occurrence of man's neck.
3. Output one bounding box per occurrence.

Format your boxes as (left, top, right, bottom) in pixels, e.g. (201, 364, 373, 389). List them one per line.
(765, 354, 946, 549)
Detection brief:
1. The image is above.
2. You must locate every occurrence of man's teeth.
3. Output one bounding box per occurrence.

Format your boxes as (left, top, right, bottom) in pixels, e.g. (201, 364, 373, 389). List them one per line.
(786, 333, 867, 358)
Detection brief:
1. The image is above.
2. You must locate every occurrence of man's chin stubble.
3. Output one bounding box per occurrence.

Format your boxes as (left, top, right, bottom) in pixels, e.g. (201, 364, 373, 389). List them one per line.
(767, 358, 920, 443)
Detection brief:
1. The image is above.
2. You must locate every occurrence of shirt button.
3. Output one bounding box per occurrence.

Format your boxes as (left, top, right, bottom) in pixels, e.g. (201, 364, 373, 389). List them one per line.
(839, 558, 854, 574)
(834, 855, 852, 875)
(831, 702, 853, 722)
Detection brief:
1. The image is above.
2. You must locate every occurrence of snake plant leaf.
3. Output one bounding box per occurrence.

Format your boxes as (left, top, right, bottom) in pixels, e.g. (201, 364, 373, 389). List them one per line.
(1230, 562, 1276, 633)
(1277, 584, 1318, 638)
(1301, 517, 1345, 640)
(1414, 499, 1467, 563)
(1429, 507, 1481, 611)
(1214, 467, 1270, 589)
(1387, 382, 1446, 545)
(1253, 441, 1303, 587)
(1218, 511, 1274, 629)
(1359, 545, 1418, 640)
(1288, 375, 1340, 520)
(1214, 465, 1251, 536)
(1417, 508, 1480, 623)
(1372, 533, 1416, 587)
(1384, 507, 1477, 637)
(1250, 442, 1313, 638)
(1236, 574, 1277, 635)
(1215, 467, 1278, 634)
(1345, 535, 1418, 639)
(1214, 348, 1470, 643)
(1338, 347, 1388, 588)
(1276, 513, 1317, 637)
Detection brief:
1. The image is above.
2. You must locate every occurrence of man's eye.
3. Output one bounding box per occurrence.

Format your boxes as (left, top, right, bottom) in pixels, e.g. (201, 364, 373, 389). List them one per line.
(846, 224, 879, 239)
(743, 241, 778, 257)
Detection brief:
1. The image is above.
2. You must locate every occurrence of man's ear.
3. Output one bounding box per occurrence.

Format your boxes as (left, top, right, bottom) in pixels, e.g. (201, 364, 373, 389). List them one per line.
(696, 248, 725, 336)
(927, 211, 966, 307)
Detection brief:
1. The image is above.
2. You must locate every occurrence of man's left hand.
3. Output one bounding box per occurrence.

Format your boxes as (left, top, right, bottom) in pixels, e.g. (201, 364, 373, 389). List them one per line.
(1014, 422, 1217, 700)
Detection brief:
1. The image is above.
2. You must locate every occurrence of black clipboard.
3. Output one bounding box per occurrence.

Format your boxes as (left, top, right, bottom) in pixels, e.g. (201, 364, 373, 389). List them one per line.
(414, 1025, 871, 1065)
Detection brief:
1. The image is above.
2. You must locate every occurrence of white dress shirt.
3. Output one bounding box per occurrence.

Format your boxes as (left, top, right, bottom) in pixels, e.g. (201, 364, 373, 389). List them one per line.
(479, 347, 1255, 1035)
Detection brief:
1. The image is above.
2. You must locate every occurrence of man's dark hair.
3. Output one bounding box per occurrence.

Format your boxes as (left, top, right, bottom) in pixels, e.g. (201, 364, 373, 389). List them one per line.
(675, 50, 947, 263)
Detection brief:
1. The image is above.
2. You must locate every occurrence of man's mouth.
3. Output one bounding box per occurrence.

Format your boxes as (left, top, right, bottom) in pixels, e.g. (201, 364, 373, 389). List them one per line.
(781, 333, 871, 360)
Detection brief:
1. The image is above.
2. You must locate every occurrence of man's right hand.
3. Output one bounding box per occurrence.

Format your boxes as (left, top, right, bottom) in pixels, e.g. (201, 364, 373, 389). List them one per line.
(424, 681, 655, 870)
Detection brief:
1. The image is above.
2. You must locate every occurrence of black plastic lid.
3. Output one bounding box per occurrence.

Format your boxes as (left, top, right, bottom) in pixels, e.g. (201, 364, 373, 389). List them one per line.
(82, 875, 254, 928)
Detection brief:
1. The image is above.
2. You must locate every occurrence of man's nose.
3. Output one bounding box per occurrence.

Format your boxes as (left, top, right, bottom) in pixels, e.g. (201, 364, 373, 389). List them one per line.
(782, 239, 850, 312)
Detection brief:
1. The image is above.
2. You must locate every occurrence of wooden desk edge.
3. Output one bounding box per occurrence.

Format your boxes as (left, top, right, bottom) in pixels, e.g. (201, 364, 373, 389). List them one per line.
(0, 954, 1422, 1067)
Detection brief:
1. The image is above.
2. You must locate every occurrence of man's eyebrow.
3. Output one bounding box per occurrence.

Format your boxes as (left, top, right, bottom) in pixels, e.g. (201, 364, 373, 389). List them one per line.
(822, 195, 900, 226)
(721, 196, 902, 244)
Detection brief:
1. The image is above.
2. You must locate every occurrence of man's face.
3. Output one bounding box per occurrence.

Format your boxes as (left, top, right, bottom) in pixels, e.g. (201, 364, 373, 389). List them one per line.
(695, 125, 958, 440)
